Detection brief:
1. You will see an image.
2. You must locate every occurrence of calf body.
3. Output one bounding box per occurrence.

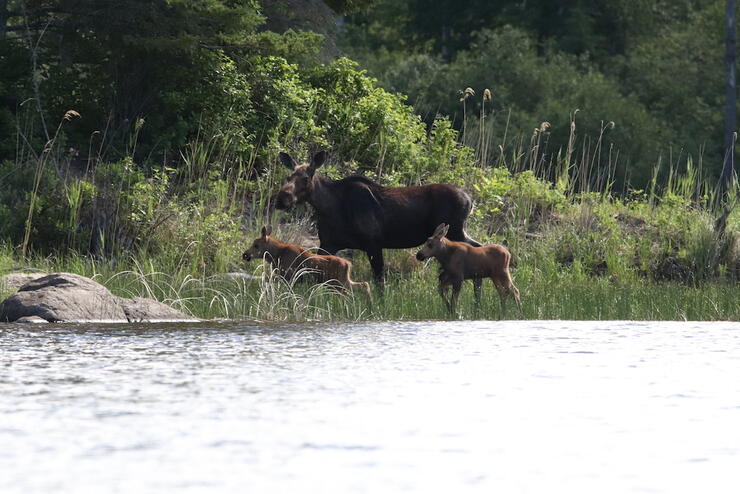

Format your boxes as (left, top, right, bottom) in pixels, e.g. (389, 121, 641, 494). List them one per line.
(243, 226, 370, 296)
(416, 224, 521, 315)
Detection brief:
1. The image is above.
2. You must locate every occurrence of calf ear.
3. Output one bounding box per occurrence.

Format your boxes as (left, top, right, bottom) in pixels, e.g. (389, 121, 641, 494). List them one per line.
(261, 225, 272, 237)
(279, 152, 297, 170)
(432, 223, 448, 238)
(310, 150, 327, 170)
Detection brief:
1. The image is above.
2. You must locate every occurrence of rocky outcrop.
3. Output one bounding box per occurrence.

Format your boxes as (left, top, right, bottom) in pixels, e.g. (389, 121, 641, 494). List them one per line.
(116, 296, 199, 323)
(0, 273, 127, 322)
(0, 272, 47, 293)
(14, 315, 49, 324)
(0, 272, 198, 323)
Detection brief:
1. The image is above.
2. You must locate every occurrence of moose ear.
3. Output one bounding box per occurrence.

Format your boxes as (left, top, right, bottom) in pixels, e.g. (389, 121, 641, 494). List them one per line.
(309, 150, 327, 170)
(261, 225, 272, 237)
(279, 152, 297, 170)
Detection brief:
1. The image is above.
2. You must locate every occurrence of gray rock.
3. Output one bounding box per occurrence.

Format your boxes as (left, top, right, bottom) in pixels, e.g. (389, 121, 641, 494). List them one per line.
(0, 272, 200, 323)
(116, 296, 198, 323)
(1, 272, 48, 293)
(0, 273, 128, 323)
(14, 315, 49, 324)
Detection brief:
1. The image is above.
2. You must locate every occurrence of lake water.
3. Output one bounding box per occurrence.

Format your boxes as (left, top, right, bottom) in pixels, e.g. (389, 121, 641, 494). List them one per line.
(1, 320, 739, 493)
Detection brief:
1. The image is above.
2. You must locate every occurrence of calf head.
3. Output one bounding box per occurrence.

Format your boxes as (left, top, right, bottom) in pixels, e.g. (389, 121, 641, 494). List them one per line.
(243, 225, 274, 262)
(416, 223, 450, 261)
(276, 151, 327, 210)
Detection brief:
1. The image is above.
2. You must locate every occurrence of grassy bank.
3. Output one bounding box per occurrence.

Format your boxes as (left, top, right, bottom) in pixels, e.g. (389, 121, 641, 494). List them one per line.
(2, 241, 738, 322)
(1, 92, 737, 322)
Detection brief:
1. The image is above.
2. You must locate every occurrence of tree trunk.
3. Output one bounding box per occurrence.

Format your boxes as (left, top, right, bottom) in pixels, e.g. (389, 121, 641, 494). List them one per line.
(1, 0, 7, 39)
(721, 0, 737, 196)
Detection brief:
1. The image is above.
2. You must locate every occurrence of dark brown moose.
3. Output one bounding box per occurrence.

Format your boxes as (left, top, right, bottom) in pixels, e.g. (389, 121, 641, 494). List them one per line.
(243, 225, 371, 296)
(416, 223, 521, 315)
(276, 151, 479, 284)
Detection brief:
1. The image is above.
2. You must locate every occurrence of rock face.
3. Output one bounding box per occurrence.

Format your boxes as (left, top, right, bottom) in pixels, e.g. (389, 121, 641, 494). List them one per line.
(116, 297, 199, 323)
(0, 272, 48, 293)
(0, 273, 127, 322)
(0, 273, 197, 323)
(14, 316, 49, 324)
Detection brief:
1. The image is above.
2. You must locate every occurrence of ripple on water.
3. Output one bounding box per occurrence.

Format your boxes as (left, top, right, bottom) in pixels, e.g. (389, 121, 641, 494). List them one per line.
(0, 320, 739, 494)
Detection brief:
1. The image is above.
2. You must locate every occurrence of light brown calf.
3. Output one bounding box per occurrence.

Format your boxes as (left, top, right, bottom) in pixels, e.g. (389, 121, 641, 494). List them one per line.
(243, 226, 371, 296)
(416, 223, 521, 315)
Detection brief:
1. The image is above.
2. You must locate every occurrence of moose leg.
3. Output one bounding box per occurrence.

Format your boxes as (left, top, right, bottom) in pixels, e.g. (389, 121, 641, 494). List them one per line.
(493, 282, 508, 317)
(366, 248, 385, 286)
(319, 244, 340, 256)
(472, 278, 483, 315)
(446, 222, 481, 247)
(438, 282, 452, 313)
(492, 277, 522, 318)
(449, 280, 463, 315)
(510, 282, 522, 312)
(344, 264, 372, 298)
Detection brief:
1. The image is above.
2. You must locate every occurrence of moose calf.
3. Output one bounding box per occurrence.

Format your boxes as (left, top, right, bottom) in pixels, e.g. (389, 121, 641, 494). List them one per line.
(416, 223, 521, 315)
(243, 226, 371, 296)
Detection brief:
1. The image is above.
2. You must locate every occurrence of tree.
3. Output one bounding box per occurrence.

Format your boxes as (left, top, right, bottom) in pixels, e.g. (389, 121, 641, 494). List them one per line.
(721, 0, 737, 196)
(0, 0, 306, 163)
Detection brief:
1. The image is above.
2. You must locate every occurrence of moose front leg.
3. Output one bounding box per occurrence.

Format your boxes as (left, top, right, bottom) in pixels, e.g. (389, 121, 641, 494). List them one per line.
(472, 278, 483, 316)
(472, 278, 483, 306)
(449, 280, 463, 315)
(438, 282, 453, 313)
(366, 248, 385, 286)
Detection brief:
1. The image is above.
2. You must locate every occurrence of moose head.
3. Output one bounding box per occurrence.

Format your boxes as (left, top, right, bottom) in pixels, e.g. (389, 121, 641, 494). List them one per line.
(275, 151, 327, 210)
(415, 223, 450, 261)
(242, 225, 274, 261)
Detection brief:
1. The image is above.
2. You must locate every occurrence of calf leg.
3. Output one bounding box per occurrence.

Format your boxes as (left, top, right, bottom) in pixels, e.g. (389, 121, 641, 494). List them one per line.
(449, 280, 463, 315)
(438, 282, 453, 313)
(344, 264, 371, 297)
(472, 278, 483, 306)
(510, 283, 522, 311)
(492, 275, 522, 317)
(471, 278, 483, 316)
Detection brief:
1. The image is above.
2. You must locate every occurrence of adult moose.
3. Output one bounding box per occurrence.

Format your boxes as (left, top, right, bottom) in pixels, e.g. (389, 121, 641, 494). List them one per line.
(275, 151, 479, 284)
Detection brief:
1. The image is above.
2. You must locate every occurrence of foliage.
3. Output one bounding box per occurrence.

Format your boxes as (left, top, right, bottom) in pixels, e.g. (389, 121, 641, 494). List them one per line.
(0, 0, 323, 164)
(340, 0, 736, 188)
(1, 0, 738, 323)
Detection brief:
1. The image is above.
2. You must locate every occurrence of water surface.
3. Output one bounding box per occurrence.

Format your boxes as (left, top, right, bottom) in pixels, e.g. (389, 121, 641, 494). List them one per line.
(1, 320, 739, 493)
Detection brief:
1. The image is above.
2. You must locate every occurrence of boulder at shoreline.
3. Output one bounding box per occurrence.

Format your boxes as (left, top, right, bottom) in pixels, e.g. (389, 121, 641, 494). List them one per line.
(116, 296, 200, 323)
(0, 272, 198, 323)
(0, 272, 48, 293)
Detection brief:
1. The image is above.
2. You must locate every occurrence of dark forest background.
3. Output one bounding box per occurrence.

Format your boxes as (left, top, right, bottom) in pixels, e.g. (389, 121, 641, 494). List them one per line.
(1, 1, 737, 185)
(0, 0, 737, 259)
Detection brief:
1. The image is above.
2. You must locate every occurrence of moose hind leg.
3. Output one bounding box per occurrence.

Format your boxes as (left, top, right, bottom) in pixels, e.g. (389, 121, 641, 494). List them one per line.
(345, 264, 371, 297)
(445, 222, 481, 247)
(492, 276, 521, 317)
(510, 281, 522, 311)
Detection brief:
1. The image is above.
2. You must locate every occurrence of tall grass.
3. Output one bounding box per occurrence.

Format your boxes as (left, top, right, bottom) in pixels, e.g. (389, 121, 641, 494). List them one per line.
(2, 243, 738, 321)
(2, 90, 738, 322)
